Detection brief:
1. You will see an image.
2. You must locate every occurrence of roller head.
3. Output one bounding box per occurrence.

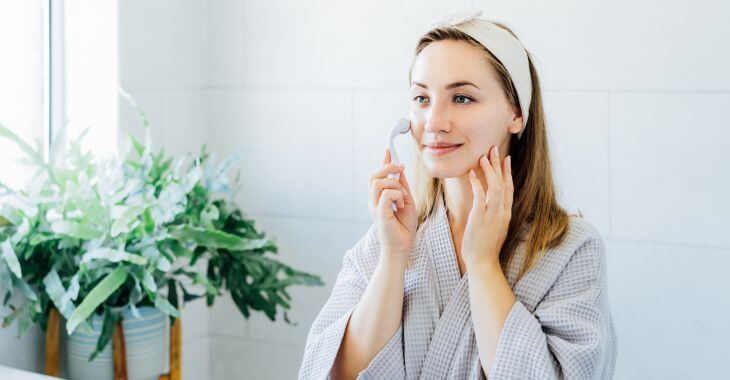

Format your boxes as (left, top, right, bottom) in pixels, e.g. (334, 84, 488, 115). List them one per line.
(388, 118, 411, 166)
(386, 119, 411, 212)
(393, 118, 411, 134)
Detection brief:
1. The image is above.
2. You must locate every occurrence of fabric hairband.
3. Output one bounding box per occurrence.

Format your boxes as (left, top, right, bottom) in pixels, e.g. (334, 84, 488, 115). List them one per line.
(429, 10, 532, 139)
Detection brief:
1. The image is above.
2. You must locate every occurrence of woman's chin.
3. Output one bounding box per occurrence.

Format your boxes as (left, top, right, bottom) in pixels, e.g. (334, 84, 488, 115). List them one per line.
(424, 162, 470, 179)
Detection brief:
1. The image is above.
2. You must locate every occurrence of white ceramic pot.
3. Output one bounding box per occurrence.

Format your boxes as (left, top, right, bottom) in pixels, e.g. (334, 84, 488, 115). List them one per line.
(67, 306, 166, 380)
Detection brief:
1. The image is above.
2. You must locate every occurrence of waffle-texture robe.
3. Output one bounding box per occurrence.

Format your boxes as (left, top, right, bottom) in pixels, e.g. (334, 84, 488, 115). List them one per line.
(299, 192, 617, 379)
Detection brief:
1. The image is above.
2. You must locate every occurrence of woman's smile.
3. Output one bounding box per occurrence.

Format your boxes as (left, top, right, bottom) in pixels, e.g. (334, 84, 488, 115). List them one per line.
(424, 143, 464, 156)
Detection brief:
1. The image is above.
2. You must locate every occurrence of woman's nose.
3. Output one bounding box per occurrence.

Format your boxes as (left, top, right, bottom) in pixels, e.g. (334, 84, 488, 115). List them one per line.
(423, 104, 452, 134)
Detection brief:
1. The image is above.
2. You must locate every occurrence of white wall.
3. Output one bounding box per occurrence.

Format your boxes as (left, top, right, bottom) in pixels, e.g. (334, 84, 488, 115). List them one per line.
(204, 0, 730, 379)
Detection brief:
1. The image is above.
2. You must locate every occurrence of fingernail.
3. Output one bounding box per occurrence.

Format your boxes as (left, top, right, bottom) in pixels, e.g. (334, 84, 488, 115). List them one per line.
(494, 146, 499, 156)
(506, 155, 511, 166)
(469, 169, 476, 177)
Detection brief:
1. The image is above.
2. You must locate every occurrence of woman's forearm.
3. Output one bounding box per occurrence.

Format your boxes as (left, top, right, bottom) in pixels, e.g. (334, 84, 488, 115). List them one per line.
(467, 259, 516, 374)
(331, 253, 406, 379)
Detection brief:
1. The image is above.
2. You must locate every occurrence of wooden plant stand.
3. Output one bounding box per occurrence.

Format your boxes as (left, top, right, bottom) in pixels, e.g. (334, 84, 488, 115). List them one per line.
(44, 307, 181, 380)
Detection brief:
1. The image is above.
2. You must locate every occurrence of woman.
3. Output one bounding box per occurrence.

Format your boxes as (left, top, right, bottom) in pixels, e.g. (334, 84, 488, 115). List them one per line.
(299, 10, 617, 379)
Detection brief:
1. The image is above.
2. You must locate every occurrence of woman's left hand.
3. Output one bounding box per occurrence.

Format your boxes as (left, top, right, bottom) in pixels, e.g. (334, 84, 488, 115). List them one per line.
(462, 145, 514, 269)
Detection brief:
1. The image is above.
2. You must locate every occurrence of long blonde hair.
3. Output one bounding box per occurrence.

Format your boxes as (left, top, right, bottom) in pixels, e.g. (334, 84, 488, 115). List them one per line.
(408, 25, 571, 282)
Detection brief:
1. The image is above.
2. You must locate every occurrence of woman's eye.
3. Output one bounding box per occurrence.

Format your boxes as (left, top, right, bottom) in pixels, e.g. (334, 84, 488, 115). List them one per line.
(454, 95, 473, 104)
(413, 95, 429, 104)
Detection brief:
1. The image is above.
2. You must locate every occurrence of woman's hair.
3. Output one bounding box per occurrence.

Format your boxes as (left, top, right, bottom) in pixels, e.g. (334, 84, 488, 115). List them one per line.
(408, 25, 573, 282)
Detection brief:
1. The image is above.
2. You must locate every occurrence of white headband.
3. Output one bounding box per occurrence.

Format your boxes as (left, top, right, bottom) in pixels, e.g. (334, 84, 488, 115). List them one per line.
(429, 10, 532, 139)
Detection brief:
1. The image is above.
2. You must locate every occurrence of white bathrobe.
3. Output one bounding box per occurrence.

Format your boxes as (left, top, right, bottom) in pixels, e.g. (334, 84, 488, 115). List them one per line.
(298, 191, 617, 379)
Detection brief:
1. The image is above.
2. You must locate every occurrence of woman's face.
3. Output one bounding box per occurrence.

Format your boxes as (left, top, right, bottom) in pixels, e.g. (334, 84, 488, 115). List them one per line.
(409, 39, 523, 179)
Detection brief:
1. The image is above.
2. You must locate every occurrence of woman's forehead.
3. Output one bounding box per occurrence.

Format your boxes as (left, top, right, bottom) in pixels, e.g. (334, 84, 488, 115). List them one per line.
(412, 40, 498, 89)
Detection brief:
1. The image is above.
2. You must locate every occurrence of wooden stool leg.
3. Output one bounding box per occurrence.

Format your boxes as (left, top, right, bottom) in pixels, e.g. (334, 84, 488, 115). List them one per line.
(113, 320, 128, 380)
(159, 316, 181, 380)
(45, 307, 60, 376)
(169, 317, 181, 380)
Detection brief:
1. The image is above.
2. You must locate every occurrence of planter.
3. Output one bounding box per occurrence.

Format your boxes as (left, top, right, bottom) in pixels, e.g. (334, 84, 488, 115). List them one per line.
(67, 306, 166, 380)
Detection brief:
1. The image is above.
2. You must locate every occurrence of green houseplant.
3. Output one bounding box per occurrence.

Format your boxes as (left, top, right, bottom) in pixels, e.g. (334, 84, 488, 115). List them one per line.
(0, 100, 323, 363)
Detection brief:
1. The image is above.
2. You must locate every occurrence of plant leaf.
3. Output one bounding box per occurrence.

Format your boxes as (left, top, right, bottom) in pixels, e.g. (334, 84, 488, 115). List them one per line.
(89, 308, 117, 361)
(154, 296, 180, 318)
(66, 267, 128, 334)
(169, 225, 272, 251)
(142, 271, 157, 293)
(1, 239, 21, 279)
(12, 276, 37, 301)
(43, 269, 76, 319)
(81, 248, 148, 266)
(0, 124, 44, 166)
(51, 220, 104, 240)
(0, 263, 12, 291)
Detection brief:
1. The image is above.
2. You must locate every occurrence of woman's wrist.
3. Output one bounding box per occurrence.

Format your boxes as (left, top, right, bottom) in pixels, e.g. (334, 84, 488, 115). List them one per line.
(464, 253, 501, 273)
(377, 252, 409, 274)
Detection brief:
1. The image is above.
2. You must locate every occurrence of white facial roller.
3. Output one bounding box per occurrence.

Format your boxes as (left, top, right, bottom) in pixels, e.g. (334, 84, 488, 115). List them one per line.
(388, 118, 411, 212)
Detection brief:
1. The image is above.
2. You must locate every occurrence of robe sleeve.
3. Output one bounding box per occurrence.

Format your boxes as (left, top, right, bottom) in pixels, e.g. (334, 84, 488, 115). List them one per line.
(298, 241, 405, 380)
(487, 232, 618, 380)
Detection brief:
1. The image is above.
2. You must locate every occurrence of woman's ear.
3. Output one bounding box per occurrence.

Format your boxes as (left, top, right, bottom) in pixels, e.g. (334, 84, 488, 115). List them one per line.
(507, 112, 524, 136)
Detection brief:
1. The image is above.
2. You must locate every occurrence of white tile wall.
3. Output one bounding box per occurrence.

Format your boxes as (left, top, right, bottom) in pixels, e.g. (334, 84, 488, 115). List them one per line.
(205, 88, 354, 220)
(208, 0, 473, 89)
(471, 0, 730, 91)
(118, 0, 209, 90)
(544, 91, 611, 238)
(210, 336, 304, 380)
(610, 92, 730, 248)
(182, 336, 210, 379)
(606, 240, 730, 378)
(0, 317, 43, 372)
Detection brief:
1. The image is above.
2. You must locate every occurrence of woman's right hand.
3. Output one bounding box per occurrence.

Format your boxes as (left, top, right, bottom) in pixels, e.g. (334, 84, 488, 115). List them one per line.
(368, 148, 418, 268)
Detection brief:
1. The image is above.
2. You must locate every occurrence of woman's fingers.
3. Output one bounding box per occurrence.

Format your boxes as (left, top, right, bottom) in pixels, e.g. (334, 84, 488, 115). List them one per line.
(397, 165, 413, 199)
(370, 178, 405, 202)
(370, 177, 407, 212)
(379, 188, 405, 211)
(468, 169, 486, 212)
(490, 145, 503, 179)
(369, 164, 405, 185)
(369, 148, 409, 218)
(479, 151, 503, 212)
(503, 155, 514, 212)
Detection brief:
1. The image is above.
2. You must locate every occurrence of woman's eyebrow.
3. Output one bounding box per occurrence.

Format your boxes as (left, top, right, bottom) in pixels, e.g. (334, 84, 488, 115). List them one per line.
(411, 81, 481, 90)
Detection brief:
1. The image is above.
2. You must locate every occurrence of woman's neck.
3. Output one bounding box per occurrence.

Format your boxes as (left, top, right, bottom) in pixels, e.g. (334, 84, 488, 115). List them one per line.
(443, 171, 485, 228)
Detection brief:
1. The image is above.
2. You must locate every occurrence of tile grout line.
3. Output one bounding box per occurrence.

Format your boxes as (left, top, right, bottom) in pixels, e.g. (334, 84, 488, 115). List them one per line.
(208, 333, 306, 348)
(607, 238, 730, 253)
(123, 84, 730, 95)
(245, 211, 369, 225)
(607, 91, 613, 240)
(351, 88, 357, 219)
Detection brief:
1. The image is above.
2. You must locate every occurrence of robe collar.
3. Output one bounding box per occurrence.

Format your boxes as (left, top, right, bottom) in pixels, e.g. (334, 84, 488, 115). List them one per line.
(427, 190, 471, 314)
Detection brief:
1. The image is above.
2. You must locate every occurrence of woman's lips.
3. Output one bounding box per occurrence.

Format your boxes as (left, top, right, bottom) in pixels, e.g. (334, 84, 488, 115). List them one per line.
(425, 144, 463, 156)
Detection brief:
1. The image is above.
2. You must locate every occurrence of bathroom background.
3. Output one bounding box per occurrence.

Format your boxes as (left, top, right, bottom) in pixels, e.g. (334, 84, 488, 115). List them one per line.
(1, 0, 728, 379)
